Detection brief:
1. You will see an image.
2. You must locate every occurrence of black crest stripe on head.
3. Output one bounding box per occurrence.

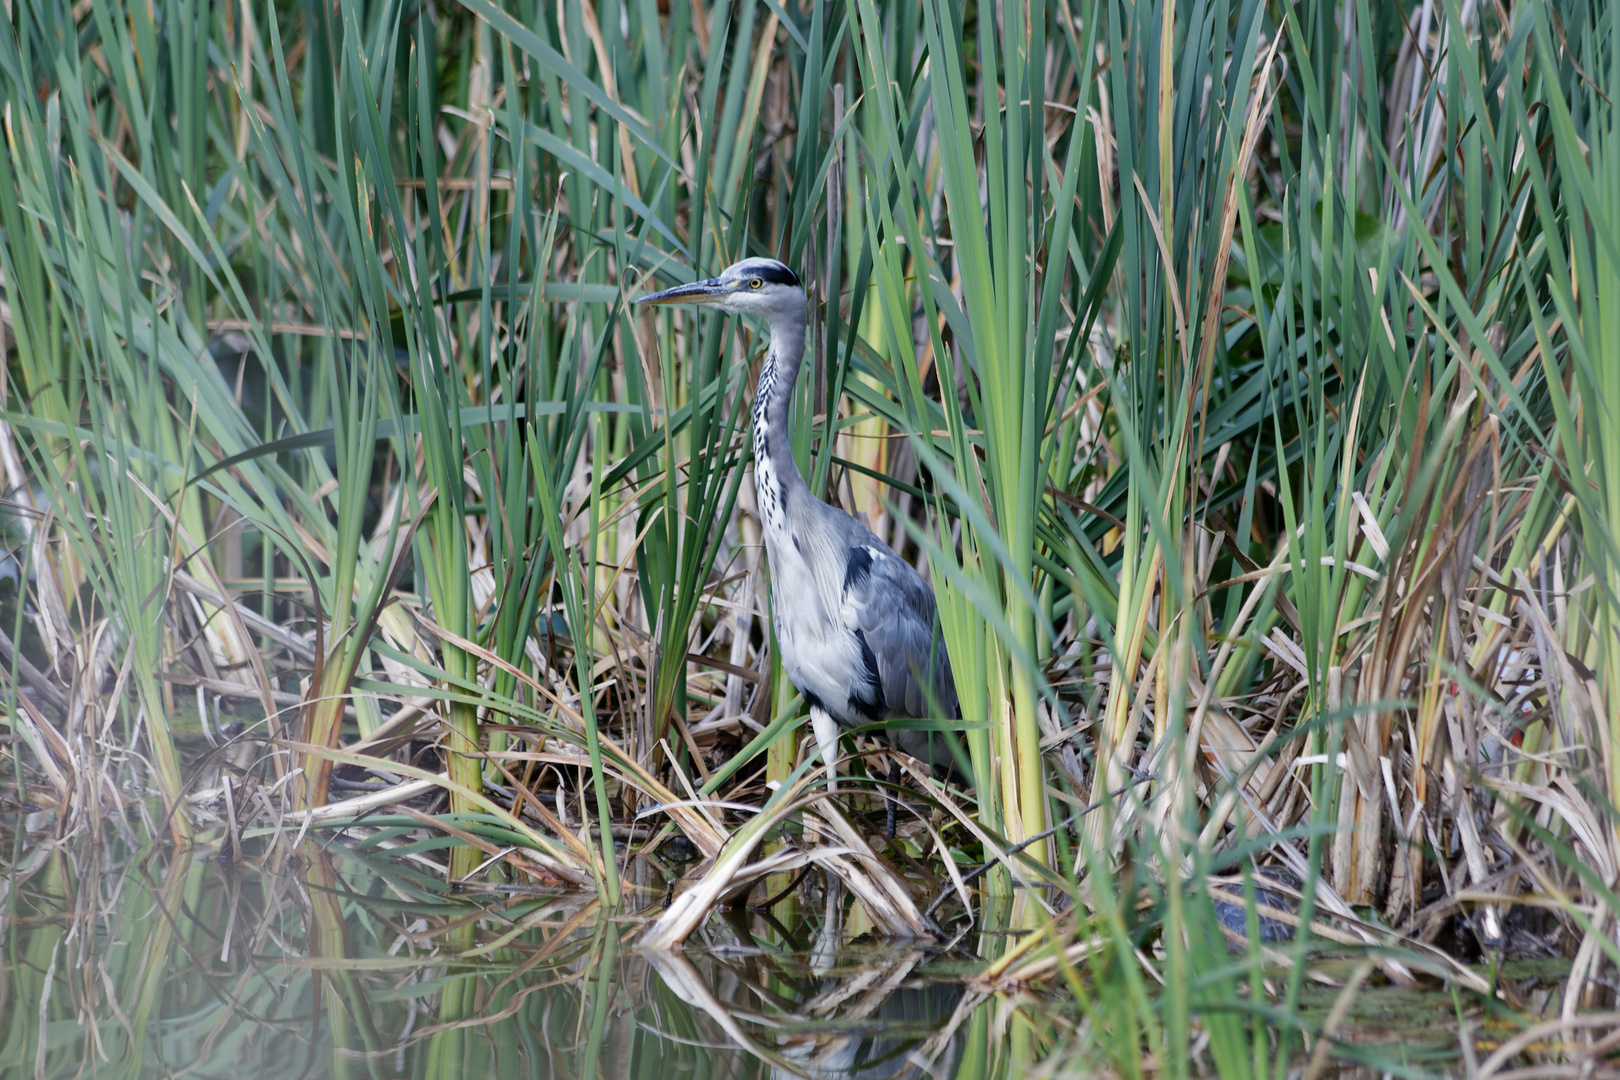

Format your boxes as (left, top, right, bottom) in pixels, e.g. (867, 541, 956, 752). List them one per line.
(756, 262, 800, 287)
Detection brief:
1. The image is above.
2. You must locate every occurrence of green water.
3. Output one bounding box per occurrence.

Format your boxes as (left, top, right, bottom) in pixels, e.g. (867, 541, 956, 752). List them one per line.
(0, 834, 1032, 1078)
(0, 831, 1505, 1078)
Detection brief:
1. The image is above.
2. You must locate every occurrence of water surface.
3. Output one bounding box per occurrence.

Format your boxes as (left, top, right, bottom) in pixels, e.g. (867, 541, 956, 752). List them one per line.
(0, 830, 1492, 1078)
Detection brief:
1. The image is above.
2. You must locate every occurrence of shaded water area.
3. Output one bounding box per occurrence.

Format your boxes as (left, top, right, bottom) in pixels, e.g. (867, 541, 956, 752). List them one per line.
(2, 835, 994, 1077)
(2, 827, 1530, 1078)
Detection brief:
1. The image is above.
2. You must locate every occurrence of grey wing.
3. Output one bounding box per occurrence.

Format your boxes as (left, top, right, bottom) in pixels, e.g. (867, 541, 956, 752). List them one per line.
(840, 543, 959, 720)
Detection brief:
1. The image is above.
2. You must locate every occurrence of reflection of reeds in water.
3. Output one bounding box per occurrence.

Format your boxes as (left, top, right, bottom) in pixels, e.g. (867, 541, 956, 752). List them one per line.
(650, 946, 972, 1080)
(0, 829, 1582, 1076)
(0, 839, 995, 1078)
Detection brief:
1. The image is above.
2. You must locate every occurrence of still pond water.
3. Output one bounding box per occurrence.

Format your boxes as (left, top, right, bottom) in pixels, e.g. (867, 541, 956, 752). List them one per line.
(1, 832, 1501, 1077)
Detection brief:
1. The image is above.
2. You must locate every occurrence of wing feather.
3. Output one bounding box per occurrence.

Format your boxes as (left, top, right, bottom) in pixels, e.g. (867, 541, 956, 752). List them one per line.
(840, 544, 958, 721)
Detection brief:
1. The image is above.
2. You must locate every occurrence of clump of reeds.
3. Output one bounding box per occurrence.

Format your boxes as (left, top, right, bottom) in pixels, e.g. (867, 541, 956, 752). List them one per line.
(2, 0, 1618, 1072)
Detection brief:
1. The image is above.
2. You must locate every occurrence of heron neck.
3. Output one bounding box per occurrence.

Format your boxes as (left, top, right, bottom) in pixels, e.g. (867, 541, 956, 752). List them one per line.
(753, 309, 810, 516)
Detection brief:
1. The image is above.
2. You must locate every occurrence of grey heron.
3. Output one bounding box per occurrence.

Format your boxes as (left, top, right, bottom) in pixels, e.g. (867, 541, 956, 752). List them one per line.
(638, 257, 961, 795)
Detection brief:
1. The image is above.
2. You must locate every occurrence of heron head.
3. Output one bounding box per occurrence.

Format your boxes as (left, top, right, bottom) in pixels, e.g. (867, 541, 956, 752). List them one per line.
(637, 258, 804, 320)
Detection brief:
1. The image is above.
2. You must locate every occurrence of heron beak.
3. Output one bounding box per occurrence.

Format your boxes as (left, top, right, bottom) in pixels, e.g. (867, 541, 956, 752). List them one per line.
(636, 279, 729, 306)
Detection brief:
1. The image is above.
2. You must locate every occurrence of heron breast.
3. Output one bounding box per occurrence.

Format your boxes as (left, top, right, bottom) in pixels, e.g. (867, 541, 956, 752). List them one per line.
(768, 540, 875, 727)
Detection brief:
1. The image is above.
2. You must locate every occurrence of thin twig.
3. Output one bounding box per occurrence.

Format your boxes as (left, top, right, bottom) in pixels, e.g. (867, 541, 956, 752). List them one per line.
(0, 624, 67, 715)
(924, 769, 1156, 918)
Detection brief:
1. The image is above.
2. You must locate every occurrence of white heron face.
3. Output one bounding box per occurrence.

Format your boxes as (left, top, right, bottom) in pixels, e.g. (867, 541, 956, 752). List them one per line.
(637, 258, 804, 321)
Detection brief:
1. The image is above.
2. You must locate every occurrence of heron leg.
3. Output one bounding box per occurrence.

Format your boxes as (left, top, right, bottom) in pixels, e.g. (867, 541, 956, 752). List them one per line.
(810, 705, 840, 792)
(886, 758, 900, 839)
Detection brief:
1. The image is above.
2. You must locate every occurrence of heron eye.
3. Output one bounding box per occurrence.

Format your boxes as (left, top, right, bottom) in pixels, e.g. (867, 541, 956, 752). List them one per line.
(749, 278, 763, 289)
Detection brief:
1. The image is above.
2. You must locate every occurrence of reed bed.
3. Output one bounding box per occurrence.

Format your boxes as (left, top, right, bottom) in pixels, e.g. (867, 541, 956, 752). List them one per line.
(2, 0, 1619, 1071)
